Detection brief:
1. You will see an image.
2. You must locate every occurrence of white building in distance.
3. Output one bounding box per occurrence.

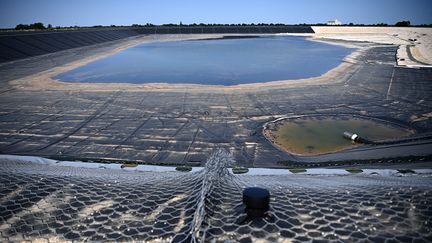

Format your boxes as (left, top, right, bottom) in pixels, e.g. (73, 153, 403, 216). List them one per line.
(327, 19, 342, 25)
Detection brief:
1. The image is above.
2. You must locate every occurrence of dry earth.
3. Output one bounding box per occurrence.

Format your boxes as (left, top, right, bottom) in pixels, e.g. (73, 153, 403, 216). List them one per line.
(312, 26, 432, 66)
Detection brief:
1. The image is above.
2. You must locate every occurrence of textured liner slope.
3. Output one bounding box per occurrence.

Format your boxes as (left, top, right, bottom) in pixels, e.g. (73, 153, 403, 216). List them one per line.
(0, 150, 431, 242)
(0, 26, 314, 63)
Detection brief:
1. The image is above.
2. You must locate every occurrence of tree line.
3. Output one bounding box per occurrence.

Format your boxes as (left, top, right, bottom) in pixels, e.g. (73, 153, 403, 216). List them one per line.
(8, 20, 431, 31)
(15, 22, 52, 30)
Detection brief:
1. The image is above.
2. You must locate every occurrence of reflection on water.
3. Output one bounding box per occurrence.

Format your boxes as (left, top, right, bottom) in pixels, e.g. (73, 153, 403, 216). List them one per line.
(274, 118, 412, 155)
(55, 36, 354, 85)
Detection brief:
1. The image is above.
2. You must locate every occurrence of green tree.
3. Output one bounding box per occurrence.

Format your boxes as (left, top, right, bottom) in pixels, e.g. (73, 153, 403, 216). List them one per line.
(15, 22, 45, 30)
(395, 21, 410, 27)
(30, 22, 45, 29)
(15, 24, 29, 30)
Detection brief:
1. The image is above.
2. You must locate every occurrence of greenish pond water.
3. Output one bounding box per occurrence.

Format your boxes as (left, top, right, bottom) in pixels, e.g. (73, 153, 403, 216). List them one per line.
(274, 118, 412, 155)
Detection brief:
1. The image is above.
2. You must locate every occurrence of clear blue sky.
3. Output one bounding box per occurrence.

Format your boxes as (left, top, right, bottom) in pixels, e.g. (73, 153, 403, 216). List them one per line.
(0, 0, 431, 28)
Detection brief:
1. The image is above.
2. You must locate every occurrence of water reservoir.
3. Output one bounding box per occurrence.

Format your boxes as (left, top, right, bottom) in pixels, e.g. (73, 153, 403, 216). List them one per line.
(55, 36, 354, 85)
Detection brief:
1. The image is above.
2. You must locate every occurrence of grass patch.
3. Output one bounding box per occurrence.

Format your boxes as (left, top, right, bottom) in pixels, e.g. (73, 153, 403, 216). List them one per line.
(277, 155, 432, 168)
(186, 161, 201, 166)
(176, 165, 192, 172)
(345, 168, 363, 173)
(121, 163, 138, 168)
(232, 166, 249, 174)
(288, 168, 307, 173)
(397, 169, 416, 174)
(46, 155, 184, 166)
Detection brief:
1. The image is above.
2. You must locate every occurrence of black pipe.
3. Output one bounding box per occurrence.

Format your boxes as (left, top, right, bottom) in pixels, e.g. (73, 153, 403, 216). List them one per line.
(343, 131, 373, 144)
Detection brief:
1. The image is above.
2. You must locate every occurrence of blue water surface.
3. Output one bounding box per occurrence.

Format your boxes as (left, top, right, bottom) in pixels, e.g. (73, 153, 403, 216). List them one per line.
(56, 36, 354, 85)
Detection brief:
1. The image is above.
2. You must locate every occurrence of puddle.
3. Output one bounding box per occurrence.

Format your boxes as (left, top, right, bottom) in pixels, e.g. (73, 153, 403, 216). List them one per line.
(265, 117, 413, 155)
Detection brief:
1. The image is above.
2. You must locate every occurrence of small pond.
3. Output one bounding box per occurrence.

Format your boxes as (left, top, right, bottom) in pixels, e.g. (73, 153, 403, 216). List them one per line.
(266, 117, 413, 155)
